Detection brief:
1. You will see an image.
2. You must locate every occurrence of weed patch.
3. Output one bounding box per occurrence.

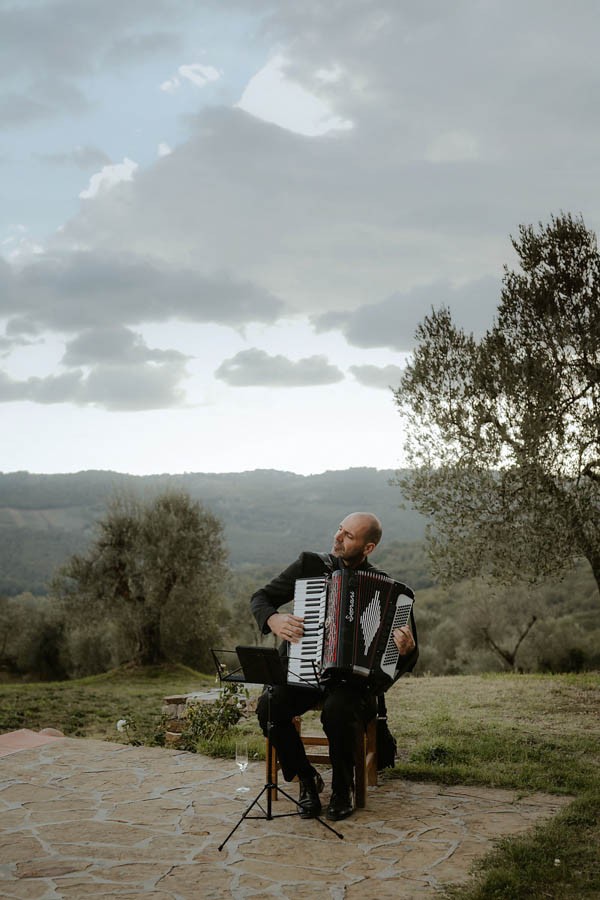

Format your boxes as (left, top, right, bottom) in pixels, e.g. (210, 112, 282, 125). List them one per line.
(443, 791, 600, 900)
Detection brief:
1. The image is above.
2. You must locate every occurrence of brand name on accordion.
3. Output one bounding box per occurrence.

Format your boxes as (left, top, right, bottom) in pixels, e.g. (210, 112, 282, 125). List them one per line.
(345, 589, 355, 623)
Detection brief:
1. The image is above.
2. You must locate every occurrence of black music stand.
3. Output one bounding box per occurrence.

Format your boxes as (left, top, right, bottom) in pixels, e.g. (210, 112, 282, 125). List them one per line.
(212, 645, 343, 851)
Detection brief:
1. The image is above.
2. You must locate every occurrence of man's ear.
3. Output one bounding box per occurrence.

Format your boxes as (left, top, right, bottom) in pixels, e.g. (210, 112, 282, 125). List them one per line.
(364, 541, 376, 557)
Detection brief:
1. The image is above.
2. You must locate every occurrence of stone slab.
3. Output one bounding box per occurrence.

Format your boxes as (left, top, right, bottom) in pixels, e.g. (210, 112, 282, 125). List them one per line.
(0, 728, 65, 757)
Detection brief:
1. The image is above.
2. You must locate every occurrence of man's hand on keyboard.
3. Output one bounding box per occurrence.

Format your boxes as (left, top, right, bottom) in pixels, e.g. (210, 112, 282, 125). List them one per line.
(267, 612, 305, 643)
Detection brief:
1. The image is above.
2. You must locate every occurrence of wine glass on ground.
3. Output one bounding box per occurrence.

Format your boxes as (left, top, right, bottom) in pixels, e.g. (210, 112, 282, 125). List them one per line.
(235, 741, 249, 794)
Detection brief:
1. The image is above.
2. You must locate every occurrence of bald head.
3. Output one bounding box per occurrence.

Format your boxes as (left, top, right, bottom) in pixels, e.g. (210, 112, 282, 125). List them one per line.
(353, 512, 383, 546)
(331, 512, 383, 567)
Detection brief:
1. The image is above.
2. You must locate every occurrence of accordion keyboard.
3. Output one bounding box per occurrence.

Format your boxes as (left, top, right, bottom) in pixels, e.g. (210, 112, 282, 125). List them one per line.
(287, 577, 328, 688)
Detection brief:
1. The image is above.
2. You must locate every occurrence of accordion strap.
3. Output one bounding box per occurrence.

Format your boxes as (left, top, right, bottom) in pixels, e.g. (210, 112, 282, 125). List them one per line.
(377, 693, 387, 719)
(316, 552, 337, 572)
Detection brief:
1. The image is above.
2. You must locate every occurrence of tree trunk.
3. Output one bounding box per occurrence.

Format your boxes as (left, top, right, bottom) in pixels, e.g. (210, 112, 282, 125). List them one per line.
(568, 509, 600, 600)
(586, 550, 600, 599)
(482, 615, 537, 671)
(135, 620, 165, 666)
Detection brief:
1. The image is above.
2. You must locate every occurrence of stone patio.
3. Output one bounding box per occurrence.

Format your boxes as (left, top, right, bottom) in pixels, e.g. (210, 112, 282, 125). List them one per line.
(0, 731, 570, 899)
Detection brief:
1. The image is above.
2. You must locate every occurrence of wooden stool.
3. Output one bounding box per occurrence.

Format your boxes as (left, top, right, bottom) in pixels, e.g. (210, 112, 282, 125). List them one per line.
(267, 716, 377, 808)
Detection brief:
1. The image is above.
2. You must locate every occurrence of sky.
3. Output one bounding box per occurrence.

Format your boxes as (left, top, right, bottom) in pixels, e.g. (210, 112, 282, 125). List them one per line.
(2, 0, 600, 477)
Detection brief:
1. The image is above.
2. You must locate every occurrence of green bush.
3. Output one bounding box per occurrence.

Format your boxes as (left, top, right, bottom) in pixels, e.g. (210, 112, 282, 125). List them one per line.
(179, 681, 249, 751)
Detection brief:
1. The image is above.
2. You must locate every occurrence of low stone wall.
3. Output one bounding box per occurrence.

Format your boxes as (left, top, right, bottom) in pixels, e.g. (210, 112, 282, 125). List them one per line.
(161, 689, 222, 747)
(161, 687, 259, 748)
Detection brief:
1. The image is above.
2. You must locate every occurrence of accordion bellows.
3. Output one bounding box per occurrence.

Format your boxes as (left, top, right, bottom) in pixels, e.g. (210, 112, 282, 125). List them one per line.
(288, 568, 414, 694)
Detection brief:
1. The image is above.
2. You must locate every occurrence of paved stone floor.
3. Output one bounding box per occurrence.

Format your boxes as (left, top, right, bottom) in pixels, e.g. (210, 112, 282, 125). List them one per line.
(0, 732, 570, 899)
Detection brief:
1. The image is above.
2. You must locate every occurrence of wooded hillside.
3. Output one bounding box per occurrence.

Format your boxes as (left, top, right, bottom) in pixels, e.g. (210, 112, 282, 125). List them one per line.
(0, 467, 425, 594)
(2, 468, 599, 678)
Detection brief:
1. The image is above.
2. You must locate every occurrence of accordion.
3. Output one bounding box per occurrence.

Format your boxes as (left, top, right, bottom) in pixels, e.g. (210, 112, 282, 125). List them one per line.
(288, 568, 414, 694)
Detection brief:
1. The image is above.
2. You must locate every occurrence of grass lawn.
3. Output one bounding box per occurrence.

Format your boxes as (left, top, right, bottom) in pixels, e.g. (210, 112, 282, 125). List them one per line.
(1, 668, 599, 898)
(0, 664, 216, 744)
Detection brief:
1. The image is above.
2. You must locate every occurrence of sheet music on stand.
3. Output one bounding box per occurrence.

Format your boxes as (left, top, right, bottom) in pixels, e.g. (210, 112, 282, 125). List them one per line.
(210, 648, 245, 684)
(211, 646, 289, 687)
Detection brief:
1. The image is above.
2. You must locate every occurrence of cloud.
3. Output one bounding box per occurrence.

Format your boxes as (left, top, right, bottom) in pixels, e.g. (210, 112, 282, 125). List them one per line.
(52, 107, 479, 315)
(0, 77, 90, 128)
(313, 277, 501, 352)
(48, 95, 544, 327)
(0, 335, 26, 357)
(215, 348, 344, 387)
(4, 250, 285, 333)
(5, 317, 40, 337)
(0, 358, 188, 411)
(81, 361, 188, 410)
(349, 364, 405, 390)
(157, 142, 172, 157)
(0, 93, 53, 128)
(180, 63, 220, 87)
(236, 54, 353, 136)
(0, 370, 83, 404)
(0, 325, 37, 356)
(37, 145, 112, 169)
(4, 0, 600, 421)
(104, 30, 182, 66)
(79, 158, 138, 200)
(1, 229, 44, 264)
(160, 62, 220, 93)
(61, 326, 188, 366)
(0, 1, 196, 123)
(0, 321, 191, 411)
(425, 130, 480, 163)
(244, 1, 600, 157)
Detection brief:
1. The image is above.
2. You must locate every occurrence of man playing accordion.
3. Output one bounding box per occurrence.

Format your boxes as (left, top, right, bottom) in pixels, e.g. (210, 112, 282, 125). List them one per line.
(251, 512, 418, 822)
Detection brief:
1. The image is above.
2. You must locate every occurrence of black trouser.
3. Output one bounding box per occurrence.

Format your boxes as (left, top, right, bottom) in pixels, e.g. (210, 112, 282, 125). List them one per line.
(257, 681, 376, 795)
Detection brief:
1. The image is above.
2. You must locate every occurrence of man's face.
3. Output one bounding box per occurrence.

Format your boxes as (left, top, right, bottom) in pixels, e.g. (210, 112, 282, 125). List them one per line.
(331, 514, 374, 566)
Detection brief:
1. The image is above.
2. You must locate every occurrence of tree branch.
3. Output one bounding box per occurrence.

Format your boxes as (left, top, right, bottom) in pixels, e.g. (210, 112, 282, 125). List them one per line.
(582, 460, 600, 483)
(513, 614, 538, 657)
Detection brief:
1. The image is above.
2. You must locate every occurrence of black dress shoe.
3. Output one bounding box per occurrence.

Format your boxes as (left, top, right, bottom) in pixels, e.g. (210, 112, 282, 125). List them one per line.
(297, 771, 324, 819)
(326, 789, 355, 821)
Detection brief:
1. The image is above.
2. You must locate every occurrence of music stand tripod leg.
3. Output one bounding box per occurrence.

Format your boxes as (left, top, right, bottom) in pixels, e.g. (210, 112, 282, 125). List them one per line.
(217, 782, 270, 851)
(218, 684, 343, 850)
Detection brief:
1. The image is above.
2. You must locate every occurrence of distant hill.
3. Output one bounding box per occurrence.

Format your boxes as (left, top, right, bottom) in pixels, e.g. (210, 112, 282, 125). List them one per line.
(0, 468, 426, 595)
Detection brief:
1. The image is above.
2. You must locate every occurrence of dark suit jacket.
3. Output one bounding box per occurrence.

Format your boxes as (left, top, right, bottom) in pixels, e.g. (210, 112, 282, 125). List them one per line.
(250, 551, 419, 685)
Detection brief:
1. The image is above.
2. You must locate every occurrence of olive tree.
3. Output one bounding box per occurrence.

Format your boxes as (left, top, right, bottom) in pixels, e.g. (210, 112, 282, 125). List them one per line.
(394, 214, 600, 596)
(53, 490, 228, 671)
(0, 593, 67, 679)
